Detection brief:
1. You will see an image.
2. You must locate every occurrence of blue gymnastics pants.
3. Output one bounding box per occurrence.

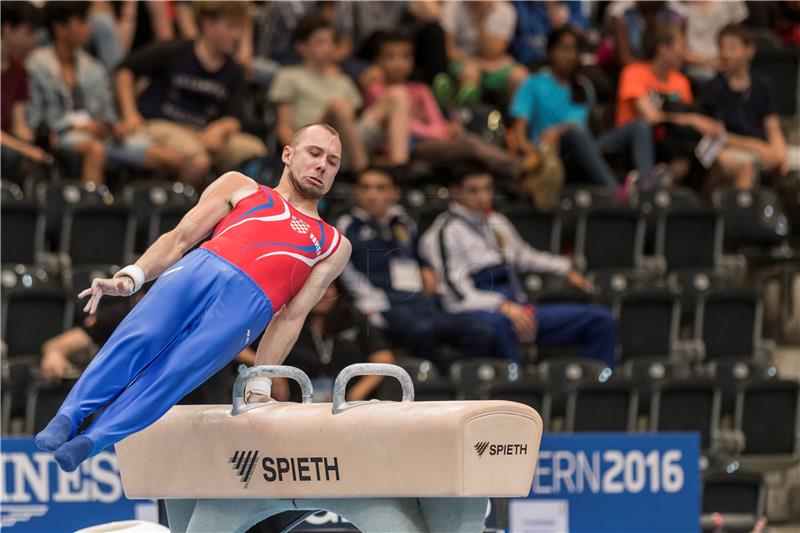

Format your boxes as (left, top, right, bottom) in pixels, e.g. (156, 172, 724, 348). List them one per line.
(55, 248, 274, 455)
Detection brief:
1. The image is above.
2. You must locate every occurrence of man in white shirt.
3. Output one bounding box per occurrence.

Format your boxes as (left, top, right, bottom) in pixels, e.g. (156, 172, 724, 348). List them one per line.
(419, 161, 618, 366)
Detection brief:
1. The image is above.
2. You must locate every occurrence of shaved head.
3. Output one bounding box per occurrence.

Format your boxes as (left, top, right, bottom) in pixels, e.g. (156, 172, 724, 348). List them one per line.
(291, 123, 340, 147)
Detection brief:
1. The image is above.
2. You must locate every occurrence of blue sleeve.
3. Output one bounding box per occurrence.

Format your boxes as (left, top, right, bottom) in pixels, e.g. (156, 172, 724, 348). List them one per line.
(567, 1, 589, 31)
(509, 76, 537, 120)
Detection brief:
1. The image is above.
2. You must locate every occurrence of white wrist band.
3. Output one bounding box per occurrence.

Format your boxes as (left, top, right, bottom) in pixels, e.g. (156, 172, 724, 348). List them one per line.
(245, 377, 272, 399)
(114, 264, 145, 294)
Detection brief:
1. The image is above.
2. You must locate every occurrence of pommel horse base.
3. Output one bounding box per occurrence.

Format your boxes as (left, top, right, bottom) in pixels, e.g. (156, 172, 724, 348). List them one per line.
(115, 364, 543, 532)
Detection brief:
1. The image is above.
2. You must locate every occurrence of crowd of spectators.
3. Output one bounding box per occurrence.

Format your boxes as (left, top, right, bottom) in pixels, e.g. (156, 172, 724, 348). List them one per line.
(1, 0, 798, 405)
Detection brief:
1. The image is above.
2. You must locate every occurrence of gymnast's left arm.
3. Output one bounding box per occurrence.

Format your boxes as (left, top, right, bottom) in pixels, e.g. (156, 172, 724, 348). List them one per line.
(254, 237, 353, 368)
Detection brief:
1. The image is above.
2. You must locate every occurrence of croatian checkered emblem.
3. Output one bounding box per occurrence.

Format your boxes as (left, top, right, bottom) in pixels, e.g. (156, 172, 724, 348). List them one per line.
(290, 216, 310, 234)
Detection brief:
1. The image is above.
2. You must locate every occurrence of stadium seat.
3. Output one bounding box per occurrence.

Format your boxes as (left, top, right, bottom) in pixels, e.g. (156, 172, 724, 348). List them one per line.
(539, 357, 608, 417)
(485, 378, 551, 430)
(149, 203, 192, 245)
(735, 379, 799, 470)
(621, 357, 689, 415)
(1, 179, 24, 202)
(123, 180, 198, 253)
(667, 268, 739, 327)
(2, 287, 71, 360)
(449, 359, 521, 400)
(25, 378, 78, 434)
(1, 201, 45, 266)
(714, 187, 790, 252)
(378, 356, 458, 402)
(650, 378, 721, 453)
(589, 269, 659, 307)
(695, 290, 764, 361)
(615, 290, 680, 362)
(575, 207, 645, 272)
(61, 204, 135, 267)
(707, 359, 777, 416)
(701, 471, 765, 533)
(558, 185, 616, 249)
(413, 200, 449, 238)
(655, 208, 723, 272)
(638, 185, 701, 253)
(565, 381, 638, 432)
(36, 180, 113, 251)
(502, 205, 561, 254)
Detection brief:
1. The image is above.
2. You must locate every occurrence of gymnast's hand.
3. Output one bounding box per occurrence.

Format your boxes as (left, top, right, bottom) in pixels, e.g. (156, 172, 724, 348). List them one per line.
(79, 277, 134, 315)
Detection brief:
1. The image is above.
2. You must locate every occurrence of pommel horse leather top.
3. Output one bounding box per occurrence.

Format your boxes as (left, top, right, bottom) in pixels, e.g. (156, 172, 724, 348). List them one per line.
(117, 364, 542, 500)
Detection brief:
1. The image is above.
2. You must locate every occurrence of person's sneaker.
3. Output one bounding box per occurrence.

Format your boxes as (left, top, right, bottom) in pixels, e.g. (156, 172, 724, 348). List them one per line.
(35, 414, 74, 451)
(524, 148, 564, 212)
(616, 170, 639, 205)
(54, 436, 94, 472)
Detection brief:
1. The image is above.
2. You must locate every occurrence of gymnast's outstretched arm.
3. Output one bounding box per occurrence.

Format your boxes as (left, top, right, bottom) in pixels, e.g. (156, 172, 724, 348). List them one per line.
(253, 237, 352, 368)
(79, 171, 258, 314)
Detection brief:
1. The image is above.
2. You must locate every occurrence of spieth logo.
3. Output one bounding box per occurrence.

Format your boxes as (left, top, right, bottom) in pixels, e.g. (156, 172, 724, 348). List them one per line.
(290, 216, 310, 234)
(474, 442, 490, 458)
(474, 441, 528, 458)
(230, 450, 260, 488)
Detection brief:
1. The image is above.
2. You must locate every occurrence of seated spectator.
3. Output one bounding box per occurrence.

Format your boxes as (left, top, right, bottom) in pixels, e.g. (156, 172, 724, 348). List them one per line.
(1, 0, 52, 179)
(510, 0, 589, 66)
(403, 1, 449, 85)
(510, 28, 652, 195)
(338, 167, 497, 362)
(677, 0, 748, 83)
(368, 32, 521, 181)
(271, 280, 395, 402)
(419, 161, 618, 367)
(115, 1, 267, 186)
(603, 1, 682, 68)
(702, 24, 788, 190)
(616, 27, 722, 188)
(270, 15, 408, 173)
(27, 1, 182, 185)
(438, 0, 528, 106)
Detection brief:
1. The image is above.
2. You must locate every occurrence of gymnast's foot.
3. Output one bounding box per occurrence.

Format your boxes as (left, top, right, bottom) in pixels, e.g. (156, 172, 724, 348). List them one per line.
(54, 436, 94, 472)
(35, 414, 74, 451)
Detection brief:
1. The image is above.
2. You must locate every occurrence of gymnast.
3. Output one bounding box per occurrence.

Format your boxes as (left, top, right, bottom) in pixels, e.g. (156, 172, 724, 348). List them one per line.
(35, 124, 352, 472)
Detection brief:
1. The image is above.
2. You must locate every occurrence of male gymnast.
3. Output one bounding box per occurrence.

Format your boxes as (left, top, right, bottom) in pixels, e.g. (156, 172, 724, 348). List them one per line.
(35, 124, 352, 472)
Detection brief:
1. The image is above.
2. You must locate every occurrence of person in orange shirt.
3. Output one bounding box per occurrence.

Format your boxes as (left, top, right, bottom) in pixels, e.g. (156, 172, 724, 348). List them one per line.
(616, 27, 722, 188)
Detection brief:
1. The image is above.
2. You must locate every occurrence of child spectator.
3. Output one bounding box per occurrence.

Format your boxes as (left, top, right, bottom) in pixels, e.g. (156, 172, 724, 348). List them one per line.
(368, 32, 521, 181)
(702, 24, 788, 189)
(115, 1, 266, 186)
(616, 26, 722, 187)
(438, 0, 528, 106)
(269, 14, 410, 173)
(511, 28, 652, 193)
(27, 1, 182, 185)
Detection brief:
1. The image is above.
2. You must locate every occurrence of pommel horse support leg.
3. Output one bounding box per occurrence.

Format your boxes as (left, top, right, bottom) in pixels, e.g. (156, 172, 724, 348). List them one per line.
(116, 364, 543, 533)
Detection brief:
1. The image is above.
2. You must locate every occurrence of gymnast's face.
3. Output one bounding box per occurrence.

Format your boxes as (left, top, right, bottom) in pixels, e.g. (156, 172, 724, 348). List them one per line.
(283, 127, 342, 200)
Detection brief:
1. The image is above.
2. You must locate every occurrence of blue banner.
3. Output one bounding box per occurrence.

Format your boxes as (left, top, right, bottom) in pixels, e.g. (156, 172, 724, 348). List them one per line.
(510, 433, 700, 533)
(1, 438, 156, 532)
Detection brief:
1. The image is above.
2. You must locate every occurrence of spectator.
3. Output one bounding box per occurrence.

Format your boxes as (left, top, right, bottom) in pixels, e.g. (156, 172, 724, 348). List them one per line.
(115, 1, 267, 186)
(403, 1, 448, 85)
(604, 1, 683, 67)
(368, 32, 521, 181)
(27, 1, 182, 185)
(337, 167, 497, 362)
(438, 0, 528, 106)
(510, 0, 589, 66)
(702, 24, 788, 189)
(676, 1, 748, 83)
(271, 280, 395, 402)
(269, 14, 409, 173)
(510, 28, 653, 194)
(419, 161, 618, 366)
(616, 27, 722, 187)
(1, 0, 51, 178)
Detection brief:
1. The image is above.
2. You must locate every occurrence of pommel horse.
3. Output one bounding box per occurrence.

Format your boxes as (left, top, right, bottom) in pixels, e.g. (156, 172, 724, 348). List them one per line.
(115, 364, 543, 532)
